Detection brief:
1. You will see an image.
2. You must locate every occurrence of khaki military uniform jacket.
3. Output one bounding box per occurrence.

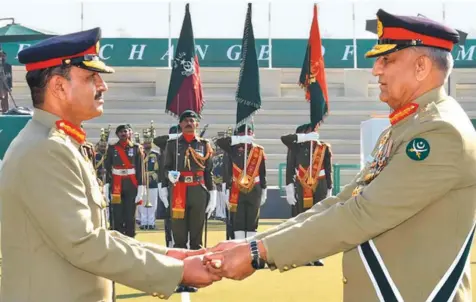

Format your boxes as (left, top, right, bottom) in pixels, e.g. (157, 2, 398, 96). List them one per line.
(0, 109, 183, 302)
(252, 87, 476, 301)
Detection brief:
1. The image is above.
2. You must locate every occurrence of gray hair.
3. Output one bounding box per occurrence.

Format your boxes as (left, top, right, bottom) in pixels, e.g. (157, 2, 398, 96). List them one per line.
(413, 46, 454, 82)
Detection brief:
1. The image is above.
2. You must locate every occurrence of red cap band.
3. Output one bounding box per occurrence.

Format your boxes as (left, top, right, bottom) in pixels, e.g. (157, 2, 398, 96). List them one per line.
(25, 44, 97, 71)
(382, 27, 454, 51)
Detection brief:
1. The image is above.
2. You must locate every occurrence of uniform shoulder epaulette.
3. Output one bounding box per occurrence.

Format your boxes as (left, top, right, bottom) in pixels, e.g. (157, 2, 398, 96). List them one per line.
(49, 127, 70, 142)
(416, 102, 440, 124)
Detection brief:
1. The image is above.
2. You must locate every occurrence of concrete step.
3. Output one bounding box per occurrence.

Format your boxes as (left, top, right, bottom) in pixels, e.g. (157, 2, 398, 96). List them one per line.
(13, 92, 476, 114)
(11, 94, 392, 112)
(281, 83, 345, 97)
(82, 122, 362, 141)
(12, 82, 157, 98)
(90, 109, 388, 126)
(456, 84, 476, 98)
(281, 68, 344, 85)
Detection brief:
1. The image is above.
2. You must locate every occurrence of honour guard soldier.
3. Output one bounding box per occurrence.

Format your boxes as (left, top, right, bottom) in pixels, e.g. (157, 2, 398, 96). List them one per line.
(104, 124, 145, 238)
(162, 110, 217, 250)
(0, 27, 221, 302)
(95, 126, 110, 187)
(140, 126, 160, 230)
(281, 123, 333, 216)
(280, 123, 333, 266)
(207, 10, 476, 302)
(216, 123, 267, 239)
(155, 124, 182, 248)
(212, 131, 228, 220)
(282, 124, 306, 212)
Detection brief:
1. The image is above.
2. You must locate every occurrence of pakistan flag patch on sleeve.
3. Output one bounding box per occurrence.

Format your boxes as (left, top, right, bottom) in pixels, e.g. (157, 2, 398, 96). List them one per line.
(406, 138, 430, 161)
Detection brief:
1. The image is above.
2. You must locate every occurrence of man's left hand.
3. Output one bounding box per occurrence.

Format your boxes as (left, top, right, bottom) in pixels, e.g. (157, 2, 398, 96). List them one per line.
(203, 243, 256, 280)
(166, 248, 207, 260)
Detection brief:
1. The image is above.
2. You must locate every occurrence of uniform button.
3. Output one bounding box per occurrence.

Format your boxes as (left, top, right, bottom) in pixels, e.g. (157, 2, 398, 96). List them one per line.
(152, 293, 157, 297)
(283, 266, 289, 271)
(292, 264, 297, 268)
(159, 294, 165, 299)
(342, 277, 348, 284)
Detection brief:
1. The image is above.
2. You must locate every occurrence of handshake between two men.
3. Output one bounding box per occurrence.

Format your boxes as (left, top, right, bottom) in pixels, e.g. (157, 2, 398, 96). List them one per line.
(172, 239, 266, 288)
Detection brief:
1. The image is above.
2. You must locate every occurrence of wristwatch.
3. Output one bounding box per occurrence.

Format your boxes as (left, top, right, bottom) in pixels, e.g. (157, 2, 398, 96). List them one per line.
(249, 240, 266, 269)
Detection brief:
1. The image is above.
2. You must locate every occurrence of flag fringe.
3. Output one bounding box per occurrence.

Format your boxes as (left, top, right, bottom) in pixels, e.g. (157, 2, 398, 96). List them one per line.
(164, 98, 207, 120)
(236, 108, 260, 128)
(236, 96, 260, 109)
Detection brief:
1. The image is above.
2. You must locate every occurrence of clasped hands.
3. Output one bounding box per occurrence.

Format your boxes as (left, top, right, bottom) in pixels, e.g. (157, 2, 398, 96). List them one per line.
(167, 239, 264, 289)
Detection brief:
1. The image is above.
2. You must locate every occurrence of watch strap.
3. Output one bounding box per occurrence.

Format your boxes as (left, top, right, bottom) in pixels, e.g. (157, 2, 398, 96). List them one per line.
(249, 240, 265, 269)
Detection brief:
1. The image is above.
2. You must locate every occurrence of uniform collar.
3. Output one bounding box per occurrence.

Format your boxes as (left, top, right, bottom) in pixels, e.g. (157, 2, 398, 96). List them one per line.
(32, 108, 86, 144)
(32, 108, 59, 129)
(389, 86, 447, 126)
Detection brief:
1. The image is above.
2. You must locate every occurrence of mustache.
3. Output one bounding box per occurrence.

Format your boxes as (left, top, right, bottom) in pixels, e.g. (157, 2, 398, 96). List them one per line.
(185, 125, 193, 128)
(95, 92, 103, 100)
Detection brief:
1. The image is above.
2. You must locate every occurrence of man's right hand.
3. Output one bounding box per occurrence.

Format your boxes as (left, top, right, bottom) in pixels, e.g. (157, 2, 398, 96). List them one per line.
(181, 255, 222, 288)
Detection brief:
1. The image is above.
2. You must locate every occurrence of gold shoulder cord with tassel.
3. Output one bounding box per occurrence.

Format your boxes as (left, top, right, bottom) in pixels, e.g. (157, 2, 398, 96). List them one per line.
(184, 141, 213, 170)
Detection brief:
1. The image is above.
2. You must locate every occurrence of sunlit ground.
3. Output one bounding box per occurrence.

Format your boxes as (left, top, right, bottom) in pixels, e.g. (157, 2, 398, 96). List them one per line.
(2, 219, 476, 301)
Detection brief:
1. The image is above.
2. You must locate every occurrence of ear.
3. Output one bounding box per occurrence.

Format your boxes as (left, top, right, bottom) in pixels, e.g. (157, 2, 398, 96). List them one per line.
(415, 55, 432, 81)
(48, 74, 70, 101)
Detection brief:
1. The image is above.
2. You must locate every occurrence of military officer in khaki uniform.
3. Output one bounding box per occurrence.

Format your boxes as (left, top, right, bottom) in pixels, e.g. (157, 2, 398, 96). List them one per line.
(205, 10, 476, 301)
(216, 124, 267, 240)
(0, 27, 220, 302)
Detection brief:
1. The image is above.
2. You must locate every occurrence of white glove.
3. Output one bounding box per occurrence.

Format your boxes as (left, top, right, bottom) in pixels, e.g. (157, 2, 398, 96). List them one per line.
(285, 183, 297, 205)
(159, 187, 169, 208)
(231, 135, 253, 146)
(260, 188, 267, 206)
(225, 189, 230, 208)
(327, 189, 333, 197)
(168, 171, 181, 184)
(168, 133, 182, 141)
(296, 132, 320, 143)
(103, 183, 110, 203)
(135, 185, 145, 204)
(206, 190, 217, 218)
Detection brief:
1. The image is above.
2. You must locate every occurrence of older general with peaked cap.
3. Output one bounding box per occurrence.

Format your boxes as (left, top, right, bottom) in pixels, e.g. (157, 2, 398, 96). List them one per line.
(205, 9, 476, 301)
(0, 27, 220, 302)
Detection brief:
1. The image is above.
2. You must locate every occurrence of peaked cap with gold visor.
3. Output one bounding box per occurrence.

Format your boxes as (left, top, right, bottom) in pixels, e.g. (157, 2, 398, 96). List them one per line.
(17, 27, 114, 74)
(365, 9, 462, 58)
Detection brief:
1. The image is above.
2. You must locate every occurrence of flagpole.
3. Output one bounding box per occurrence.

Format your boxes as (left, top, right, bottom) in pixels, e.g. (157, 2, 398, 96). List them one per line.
(268, 1, 272, 69)
(168, 1, 172, 69)
(352, 1, 357, 69)
(80, 2, 84, 31)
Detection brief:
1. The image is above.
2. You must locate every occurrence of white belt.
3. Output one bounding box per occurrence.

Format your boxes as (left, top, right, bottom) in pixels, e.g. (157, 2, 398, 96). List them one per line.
(112, 168, 135, 176)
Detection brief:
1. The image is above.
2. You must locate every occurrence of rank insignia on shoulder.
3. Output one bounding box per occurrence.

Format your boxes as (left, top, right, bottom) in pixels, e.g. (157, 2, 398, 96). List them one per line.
(406, 138, 430, 161)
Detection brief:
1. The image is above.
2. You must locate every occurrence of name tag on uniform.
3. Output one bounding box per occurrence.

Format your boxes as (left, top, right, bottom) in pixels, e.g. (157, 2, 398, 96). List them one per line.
(151, 157, 155, 163)
(128, 148, 134, 157)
